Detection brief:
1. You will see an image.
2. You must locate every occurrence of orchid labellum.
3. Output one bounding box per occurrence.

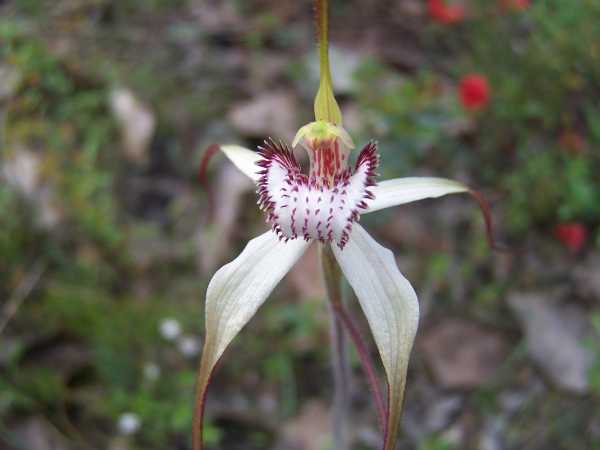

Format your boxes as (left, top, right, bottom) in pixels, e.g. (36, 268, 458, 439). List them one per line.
(193, 2, 494, 449)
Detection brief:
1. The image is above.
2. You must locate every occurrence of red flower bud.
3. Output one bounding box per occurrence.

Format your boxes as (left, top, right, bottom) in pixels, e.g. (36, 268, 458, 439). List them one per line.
(459, 74, 491, 110)
(554, 222, 588, 253)
(428, 0, 465, 24)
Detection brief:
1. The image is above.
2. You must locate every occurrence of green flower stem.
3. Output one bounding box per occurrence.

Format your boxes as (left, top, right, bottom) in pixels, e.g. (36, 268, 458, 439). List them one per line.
(331, 306, 351, 449)
(314, 0, 342, 124)
(317, 0, 330, 82)
(322, 244, 351, 450)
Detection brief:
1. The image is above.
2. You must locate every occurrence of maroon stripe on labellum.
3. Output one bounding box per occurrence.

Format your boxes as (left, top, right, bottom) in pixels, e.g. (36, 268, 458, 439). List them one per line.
(256, 139, 379, 249)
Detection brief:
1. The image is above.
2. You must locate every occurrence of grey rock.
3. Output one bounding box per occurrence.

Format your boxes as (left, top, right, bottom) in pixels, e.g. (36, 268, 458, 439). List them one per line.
(307, 46, 363, 94)
(507, 292, 593, 393)
(479, 416, 506, 450)
(110, 88, 155, 165)
(427, 395, 464, 430)
(573, 253, 600, 299)
(2, 148, 40, 197)
(498, 380, 545, 415)
(192, 1, 243, 34)
(0, 64, 21, 101)
(228, 90, 298, 141)
(198, 163, 254, 273)
(402, 380, 464, 442)
(11, 418, 73, 450)
(282, 400, 331, 450)
(419, 318, 510, 389)
(2, 148, 61, 228)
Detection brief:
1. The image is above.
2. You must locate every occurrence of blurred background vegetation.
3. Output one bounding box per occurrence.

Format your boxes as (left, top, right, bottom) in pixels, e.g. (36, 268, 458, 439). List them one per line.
(1, 0, 600, 449)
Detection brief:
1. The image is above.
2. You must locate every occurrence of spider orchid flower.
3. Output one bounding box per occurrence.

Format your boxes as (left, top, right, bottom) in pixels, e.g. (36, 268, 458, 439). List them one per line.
(195, 127, 492, 448)
(193, 2, 495, 450)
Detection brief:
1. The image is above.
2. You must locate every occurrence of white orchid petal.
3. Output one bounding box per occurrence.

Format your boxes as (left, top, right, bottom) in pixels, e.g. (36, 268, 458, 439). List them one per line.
(332, 224, 419, 450)
(220, 145, 261, 182)
(365, 177, 469, 214)
(204, 231, 309, 362)
(193, 231, 309, 450)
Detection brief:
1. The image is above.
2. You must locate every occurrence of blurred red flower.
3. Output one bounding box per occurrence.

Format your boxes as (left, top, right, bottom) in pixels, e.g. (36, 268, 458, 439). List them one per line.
(502, 0, 530, 11)
(554, 222, 588, 253)
(459, 74, 490, 110)
(559, 129, 586, 154)
(428, 0, 465, 24)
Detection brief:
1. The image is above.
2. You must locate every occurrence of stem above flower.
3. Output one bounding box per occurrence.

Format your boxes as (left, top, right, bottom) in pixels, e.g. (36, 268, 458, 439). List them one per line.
(314, 0, 342, 125)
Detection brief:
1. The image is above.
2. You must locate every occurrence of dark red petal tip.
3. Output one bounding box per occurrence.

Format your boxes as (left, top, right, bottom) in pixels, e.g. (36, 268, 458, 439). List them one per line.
(469, 190, 507, 252)
(198, 144, 222, 218)
(198, 144, 220, 192)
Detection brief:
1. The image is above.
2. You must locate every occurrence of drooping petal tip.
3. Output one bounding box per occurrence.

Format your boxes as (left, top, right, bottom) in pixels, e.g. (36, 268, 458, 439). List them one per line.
(468, 189, 505, 251)
(198, 144, 221, 191)
(193, 231, 309, 450)
(363, 177, 503, 251)
(332, 224, 419, 450)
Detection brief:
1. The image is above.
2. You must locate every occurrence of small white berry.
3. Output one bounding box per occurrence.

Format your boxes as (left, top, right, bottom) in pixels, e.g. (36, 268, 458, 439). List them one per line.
(177, 335, 201, 357)
(118, 412, 141, 435)
(143, 362, 161, 381)
(159, 318, 181, 341)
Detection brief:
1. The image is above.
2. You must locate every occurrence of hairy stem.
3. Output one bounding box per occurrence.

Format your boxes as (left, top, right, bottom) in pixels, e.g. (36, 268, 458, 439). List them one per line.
(332, 301, 388, 437)
(321, 245, 388, 441)
(330, 308, 351, 449)
(322, 244, 351, 450)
